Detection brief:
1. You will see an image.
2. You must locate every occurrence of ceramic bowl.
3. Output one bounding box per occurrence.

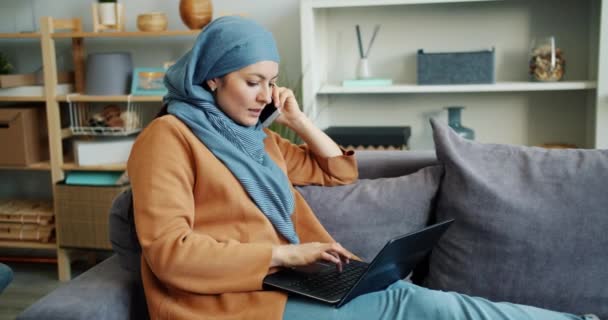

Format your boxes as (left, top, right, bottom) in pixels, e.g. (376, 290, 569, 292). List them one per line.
(137, 12, 168, 32)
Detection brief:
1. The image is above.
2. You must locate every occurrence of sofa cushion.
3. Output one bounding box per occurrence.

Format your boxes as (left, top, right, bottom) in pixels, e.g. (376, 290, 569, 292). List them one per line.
(297, 165, 443, 262)
(425, 119, 608, 317)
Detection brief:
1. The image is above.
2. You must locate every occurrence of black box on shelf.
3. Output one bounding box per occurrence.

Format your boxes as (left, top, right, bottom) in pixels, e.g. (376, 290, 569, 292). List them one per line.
(324, 126, 411, 150)
(417, 48, 495, 85)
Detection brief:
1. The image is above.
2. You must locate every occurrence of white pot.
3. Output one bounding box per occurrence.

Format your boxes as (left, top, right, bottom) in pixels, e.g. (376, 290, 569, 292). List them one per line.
(99, 3, 117, 25)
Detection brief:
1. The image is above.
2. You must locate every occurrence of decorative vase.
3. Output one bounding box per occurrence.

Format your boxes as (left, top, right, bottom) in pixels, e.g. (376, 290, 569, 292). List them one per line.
(357, 58, 371, 79)
(446, 106, 475, 140)
(179, 0, 213, 30)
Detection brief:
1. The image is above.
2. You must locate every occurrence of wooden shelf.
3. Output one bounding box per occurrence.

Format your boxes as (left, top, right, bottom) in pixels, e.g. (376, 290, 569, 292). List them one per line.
(56, 95, 163, 102)
(0, 240, 56, 250)
(62, 162, 126, 172)
(52, 30, 201, 39)
(318, 81, 598, 94)
(0, 162, 51, 171)
(305, 0, 499, 9)
(0, 96, 46, 102)
(0, 32, 41, 39)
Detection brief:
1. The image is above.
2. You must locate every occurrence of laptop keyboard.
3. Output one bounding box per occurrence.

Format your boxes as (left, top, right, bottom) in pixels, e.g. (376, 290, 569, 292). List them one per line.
(287, 261, 368, 301)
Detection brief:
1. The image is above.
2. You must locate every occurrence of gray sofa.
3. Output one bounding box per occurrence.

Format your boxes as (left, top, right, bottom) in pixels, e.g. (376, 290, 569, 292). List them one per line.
(18, 122, 608, 319)
(18, 150, 437, 320)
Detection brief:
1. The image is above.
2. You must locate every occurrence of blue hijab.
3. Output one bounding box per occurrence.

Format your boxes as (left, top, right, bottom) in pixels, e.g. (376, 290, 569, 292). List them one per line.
(163, 16, 299, 244)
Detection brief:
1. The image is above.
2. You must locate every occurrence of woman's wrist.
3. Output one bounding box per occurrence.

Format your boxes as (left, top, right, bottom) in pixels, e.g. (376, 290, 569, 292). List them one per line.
(285, 113, 310, 133)
(270, 245, 284, 268)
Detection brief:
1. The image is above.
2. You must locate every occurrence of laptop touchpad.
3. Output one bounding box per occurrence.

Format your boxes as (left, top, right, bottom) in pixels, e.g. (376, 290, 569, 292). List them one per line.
(292, 261, 335, 274)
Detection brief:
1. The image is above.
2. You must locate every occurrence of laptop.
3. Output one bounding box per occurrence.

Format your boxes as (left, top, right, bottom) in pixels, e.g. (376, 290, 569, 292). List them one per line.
(263, 219, 454, 307)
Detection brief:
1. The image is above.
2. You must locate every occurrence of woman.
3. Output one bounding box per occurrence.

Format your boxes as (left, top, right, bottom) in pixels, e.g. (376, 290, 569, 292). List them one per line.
(127, 16, 597, 320)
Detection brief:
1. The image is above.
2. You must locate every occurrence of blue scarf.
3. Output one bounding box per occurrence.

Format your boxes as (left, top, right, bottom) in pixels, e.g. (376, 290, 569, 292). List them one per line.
(163, 16, 299, 244)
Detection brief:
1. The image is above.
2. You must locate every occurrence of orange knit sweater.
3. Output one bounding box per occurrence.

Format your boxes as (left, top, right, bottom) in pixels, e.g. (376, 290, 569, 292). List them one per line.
(127, 115, 358, 319)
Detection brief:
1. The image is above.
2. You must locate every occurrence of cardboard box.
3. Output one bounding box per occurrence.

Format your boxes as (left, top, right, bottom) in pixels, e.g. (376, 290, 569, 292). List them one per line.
(0, 107, 48, 166)
(73, 136, 136, 166)
(54, 183, 129, 249)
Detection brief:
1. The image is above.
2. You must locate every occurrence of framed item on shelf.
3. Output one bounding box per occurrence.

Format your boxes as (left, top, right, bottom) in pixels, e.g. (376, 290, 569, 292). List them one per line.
(130, 67, 167, 95)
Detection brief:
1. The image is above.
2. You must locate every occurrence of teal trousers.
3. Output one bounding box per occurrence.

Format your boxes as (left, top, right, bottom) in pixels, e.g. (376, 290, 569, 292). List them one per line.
(283, 280, 584, 320)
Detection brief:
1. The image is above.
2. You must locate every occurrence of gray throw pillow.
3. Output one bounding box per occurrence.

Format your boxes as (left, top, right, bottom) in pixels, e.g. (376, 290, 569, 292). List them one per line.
(108, 188, 142, 277)
(296, 165, 443, 262)
(425, 119, 608, 317)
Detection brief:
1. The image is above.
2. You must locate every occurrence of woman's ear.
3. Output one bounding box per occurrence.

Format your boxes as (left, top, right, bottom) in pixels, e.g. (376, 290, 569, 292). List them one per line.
(206, 78, 219, 92)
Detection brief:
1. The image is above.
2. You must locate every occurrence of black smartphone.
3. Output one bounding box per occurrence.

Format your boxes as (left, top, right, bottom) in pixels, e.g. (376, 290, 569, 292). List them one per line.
(259, 102, 280, 127)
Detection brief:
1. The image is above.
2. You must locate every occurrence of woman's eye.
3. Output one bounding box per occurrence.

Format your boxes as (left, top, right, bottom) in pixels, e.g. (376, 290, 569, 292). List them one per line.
(247, 81, 259, 87)
(269, 82, 276, 88)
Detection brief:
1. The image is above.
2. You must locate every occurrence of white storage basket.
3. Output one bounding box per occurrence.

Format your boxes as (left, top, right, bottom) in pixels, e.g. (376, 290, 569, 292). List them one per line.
(67, 94, 143, 136)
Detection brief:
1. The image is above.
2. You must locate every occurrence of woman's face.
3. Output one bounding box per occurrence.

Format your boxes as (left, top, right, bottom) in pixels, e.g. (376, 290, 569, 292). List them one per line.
(207, 61, 279, 127)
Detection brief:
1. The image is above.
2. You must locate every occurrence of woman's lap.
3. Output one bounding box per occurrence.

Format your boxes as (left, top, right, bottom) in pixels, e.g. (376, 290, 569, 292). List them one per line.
(283, 281, 582, 320)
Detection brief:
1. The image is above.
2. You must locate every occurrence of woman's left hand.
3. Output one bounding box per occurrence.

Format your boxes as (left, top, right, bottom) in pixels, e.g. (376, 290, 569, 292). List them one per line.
(271, 85, 306, 129)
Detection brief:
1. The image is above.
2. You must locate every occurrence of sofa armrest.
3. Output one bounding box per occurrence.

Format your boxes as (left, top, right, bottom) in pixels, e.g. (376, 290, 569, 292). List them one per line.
(18, 255, 145, 320)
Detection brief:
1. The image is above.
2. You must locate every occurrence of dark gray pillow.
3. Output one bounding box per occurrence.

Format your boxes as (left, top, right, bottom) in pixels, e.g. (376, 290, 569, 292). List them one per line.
(297, 165, 443, 262)
(425, 119, 608, 317)
(108, 188, 142, 278)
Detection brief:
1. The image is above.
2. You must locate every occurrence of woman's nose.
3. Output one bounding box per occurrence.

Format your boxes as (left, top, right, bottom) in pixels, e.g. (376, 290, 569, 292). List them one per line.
(258, 85, 272, 104)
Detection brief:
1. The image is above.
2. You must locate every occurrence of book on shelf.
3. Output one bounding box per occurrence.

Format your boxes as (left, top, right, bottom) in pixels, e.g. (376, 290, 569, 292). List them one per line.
(0, 83, 73, 96)
(342, 78, 393, 87)
(65, 171, 127, 186)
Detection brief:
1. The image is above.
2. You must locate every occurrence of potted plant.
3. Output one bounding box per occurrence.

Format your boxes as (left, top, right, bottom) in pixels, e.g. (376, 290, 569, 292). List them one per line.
(98, 0, 118, 26)
(0, 52, 14, 75)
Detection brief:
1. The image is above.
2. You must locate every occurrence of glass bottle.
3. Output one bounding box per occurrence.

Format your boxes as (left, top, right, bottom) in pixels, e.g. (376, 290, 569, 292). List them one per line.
(446, 106, 475, 140)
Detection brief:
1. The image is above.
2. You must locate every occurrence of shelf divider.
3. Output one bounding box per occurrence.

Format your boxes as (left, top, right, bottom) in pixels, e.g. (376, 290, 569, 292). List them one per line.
(0, 96, 46, 102)
(319, 81, 597, 94)
(56, 95, 163, 102)
(52, 30, 201, 39)
(61, 162, 126, 172)
(0, 240, 56, 250)
(0, 161, 52, 171)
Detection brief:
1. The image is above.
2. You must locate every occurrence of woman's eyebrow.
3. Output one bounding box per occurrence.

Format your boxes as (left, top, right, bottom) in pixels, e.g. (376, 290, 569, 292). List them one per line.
(248, 73, 279, 80)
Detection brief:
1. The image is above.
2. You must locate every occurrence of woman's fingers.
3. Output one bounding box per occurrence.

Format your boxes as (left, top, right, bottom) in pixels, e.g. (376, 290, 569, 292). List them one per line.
(274, 242, 354, 269)
(321, 252, 343, 272)
(326, 243, 353, 261)
(277, 88, 292, 110)
(320, 243, 355, 272)
(271, 85, 280, 107)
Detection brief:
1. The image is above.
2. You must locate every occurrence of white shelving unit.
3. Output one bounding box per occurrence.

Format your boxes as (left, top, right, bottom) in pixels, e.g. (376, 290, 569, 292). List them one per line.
(301, 0, 608, 148)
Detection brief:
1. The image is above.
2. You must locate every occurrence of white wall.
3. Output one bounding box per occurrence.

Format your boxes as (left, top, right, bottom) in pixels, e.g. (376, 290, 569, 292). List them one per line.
(0, 0, 303, 85)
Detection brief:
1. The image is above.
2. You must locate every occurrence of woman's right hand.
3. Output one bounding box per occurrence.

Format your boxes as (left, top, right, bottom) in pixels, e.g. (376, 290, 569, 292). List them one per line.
(270, 242, 353, 271)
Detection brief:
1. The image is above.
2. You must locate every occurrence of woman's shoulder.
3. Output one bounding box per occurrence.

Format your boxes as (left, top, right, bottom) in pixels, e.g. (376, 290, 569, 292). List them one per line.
(147, 114, 187, 131)
(133, 115, 198, 150)
(141, 115, 193, 139)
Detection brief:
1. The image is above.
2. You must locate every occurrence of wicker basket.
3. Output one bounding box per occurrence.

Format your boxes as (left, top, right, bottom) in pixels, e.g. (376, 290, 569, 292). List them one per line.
(0, 222, 54, 242)
(54, 183, 129, 249)
(0, 200, 54, 225)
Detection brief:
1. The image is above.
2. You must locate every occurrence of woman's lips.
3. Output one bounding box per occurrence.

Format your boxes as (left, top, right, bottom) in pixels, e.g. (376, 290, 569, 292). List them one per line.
(248, 108, 262, 117)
